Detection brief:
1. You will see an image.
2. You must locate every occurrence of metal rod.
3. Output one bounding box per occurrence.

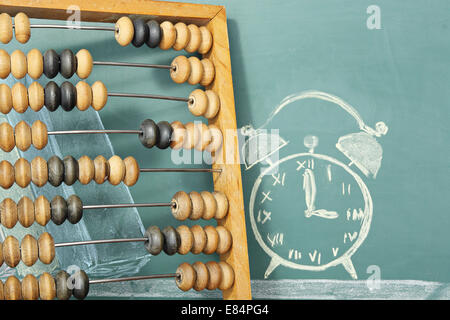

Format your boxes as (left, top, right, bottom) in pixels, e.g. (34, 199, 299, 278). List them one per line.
(89, 273, 178, 285)
(26, 24, 115, 31)
(83, 202, 174, 210)
(93, 61, 174, 70)
(108, 92, 190, 103)
(140, 168, 222, 173)
(55, 237, 147, 248)
(48, 129, 142, 135)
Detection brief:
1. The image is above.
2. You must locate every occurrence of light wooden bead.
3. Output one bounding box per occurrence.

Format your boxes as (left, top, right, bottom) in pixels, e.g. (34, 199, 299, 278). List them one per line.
(159, 21, 176, 50)
(185, 24, 201, 53)
(27, 49, 43, 79)
(189, 191, 205, 220)
(0, 122, 15, 152)
(205, 124, 223, 153)
(170, 55, 191, 84)
(38, 232, 55, 264)
(22, 274, 39, 300)
(205, 261, 222, 290)
(78, 155, 95, 185)
(218, 261, 235, 290)
(76, 81, 92, 111)
(204, 90, 220, 119)
(91, 81, 108, 111)
(198, 26, 213, 54)
(200, 59, 215, 86)
(0, 280, 3, 300)
(18, 196, 35, 228)
(1, 198, 17, 229)
(3, 235, 20, 267)
(28, 81, 45, 111)
(35, 195, 51, 226)
(115, 16, 134, 46)
(11, 82, 29, 113)
(76, 49, 93, 79)
(31, 156, 48, 187)
(183, 122, 199, 150)
(187, 56, 204, 85)
(169, 121, 186, 150)
(39, 272, 56, 300)
(215, 226, 232, 255)
(195, 122, 211, 151)
(123, 156, 139, 187)
(192, 261, 209, 291)
(0, 83, 12, 114)
(0, 13, 13, 44)
(0, 161, 14, 189)
(201, 191, 217, 220)
(14, 12, 30, 44)
(93, 155, 109, 184)
(21, 234, 38, 266)
(213, 191, 229, 219)
(176, 262, 196, 292)
(0, 49, 10, 79)
(31, 120, 48, 150)
(173, 22, 190, 51)
(190, 225, 206, 254)
(108, 155, 125, 185)
(0, 242, 3, 267)
(188, 89, 208, 117)
(176, 225, 193, 255)
(4, 276, 21, 300)
(14, 158, 31, 188)
(14, 120, 32, 151)
(10, 50, 27, 79)
(203, 225, 219, 255)
(171, 191, 192, 221)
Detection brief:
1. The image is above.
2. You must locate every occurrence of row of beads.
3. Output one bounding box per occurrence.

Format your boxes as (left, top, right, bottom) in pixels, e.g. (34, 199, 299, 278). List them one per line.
(171, 190, 228, 221)
(170, 121, 222, 152)
(176, 261, 234, 292)
(170, 55, 215, 85)
(159, 21, 212, 54)
(0, 12, 30, 44)
(0, 120, 47, 152)
(144, 225, 232, 256)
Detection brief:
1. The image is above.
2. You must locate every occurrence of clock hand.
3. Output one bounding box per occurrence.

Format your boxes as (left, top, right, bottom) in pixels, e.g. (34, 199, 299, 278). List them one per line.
(309, 209, 339, 219)
(303, 168, 316, 217)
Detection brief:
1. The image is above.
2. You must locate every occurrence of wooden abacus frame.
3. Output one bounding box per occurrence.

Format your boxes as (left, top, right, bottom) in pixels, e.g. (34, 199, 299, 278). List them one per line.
(0, 0, 252, 300)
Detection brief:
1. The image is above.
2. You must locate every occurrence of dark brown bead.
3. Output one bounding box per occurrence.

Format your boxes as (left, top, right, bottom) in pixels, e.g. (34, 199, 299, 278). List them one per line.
(162, 226, 180, 256)
(48, 155, 64, 186)
(63, 155, 78, 186)
(51, 195, 67, 225)
(144, 226, 163, 255)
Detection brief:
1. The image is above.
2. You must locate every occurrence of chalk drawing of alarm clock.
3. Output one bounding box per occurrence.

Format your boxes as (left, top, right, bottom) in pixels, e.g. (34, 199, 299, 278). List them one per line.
(242, 90, 388, 279)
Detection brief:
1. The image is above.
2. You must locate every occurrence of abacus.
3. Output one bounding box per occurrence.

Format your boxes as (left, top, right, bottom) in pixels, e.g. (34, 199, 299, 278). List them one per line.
(0, 0, 251, 300)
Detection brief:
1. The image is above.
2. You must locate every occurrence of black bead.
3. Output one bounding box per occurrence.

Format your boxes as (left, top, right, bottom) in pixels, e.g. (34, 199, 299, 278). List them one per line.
(60, 81, 77, 111)
(48, 155, 64, 186)
(44, 81, 61, 112)
(55, 271, 72, 300)
(59, 49, 77, 79)
(132, 18, 149, 47)
(51, 195, 67, 225)
(139, 119, 159, 148)
(63, 155, 78, 185)
(162, 226, 180, 256)
(144, 226, 163, 255)
(43, 49, 60, 79)
(146, 20, 161, 48)
(72, 270, 89, 300)
(67, 194, 83, 224)
(156, 121, 173, 149)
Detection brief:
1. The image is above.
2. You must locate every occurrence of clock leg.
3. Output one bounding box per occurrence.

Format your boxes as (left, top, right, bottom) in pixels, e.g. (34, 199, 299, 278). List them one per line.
(264, 256, 282, 279)
(342, 257, 358, 280)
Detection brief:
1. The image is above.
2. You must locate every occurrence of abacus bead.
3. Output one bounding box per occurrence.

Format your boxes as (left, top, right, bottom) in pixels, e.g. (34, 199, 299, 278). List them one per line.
(123, 156, 139, 187)
(39, 272, 56, 300)
(176, 225, 193, 255)
(43, 49, 60, 79)
(1, 198, 17, 229)
(188, 89, 208, 117)
(0, 49, 9, 79)
(51, 195, 67, 225)
(159, 21, 176, 50)
(176, 262, 196, 292)
(205, 261, 222, 290)
(59, 49, 76, 79)
(44, 81, 61, 112)
(131, 18, 148, 47)
(15, 158, 31, 188)
(48, 155, 64, 187)
(78, 155, 94, 185)
(146, 20, 161, 48)
(192, 261, 209, 291)
(215, 226, 232, 255)
(5, 276, 21, 300)
(213, 191, 229, 219)
(67, 194, 83, 224)
(162, 226, 181, 256)
(198, 26, 213, 54)
(183, 122, 199, 149)
(187, 56, 204, 85)
(190, 225, 206, 254)
(63, 155, 78, 185)
(206, 124, 223, 153)
(75, 81, 92, 111)
(171, 191, 192, 221)
(22, 274, 39, 300)
(28, 82, 45, 111)
(185, 24, 201, 53)
(11, 82, 29, 113)
(218, 262, 235, 290)
(60, 81, 76, 111)
(0, 83, 12, 114)
(0, 122, 14, 152)
(189, 191, 205, 220)
(157, 121, 173, 149)
(72, 270, 89, 300)
(201, 191, 217, 220)
(170, 55, 191, 84)
(203, 225, 219, 255)
(20, 234, 38, 266)
(144, 226, 164, 255)
(169, 121, 186, 150)
(0, 13, 13, 44)
(31, 120, 48, 150)
(200, 59, 215, 86)
(91, 80, 108, 111)
(18, 196, 35, 228)
(204, 90, 220, 119)
(0, 160, 14, 189)
(115, 16, 134, 46)
(14, 12, 30, 44)
(0, 243, 3, 266)
(139, 119, 159, 148)
(75, 49, 93, 79)
(27, 49, 43, 79)
(10, 50, 27, 79)
(35, 195, 50, 226)
(15, 120, 32, 151)
(38, 232, 55, 264)
(31, 156, 48, 187)
(195, 122, 212, 151)
(93, 155, 109, 184)
(108, 155, 125, 185)
(173, 22, 190, 51)
(3, 236, 20, 267)
(55, 271, 72, 300)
